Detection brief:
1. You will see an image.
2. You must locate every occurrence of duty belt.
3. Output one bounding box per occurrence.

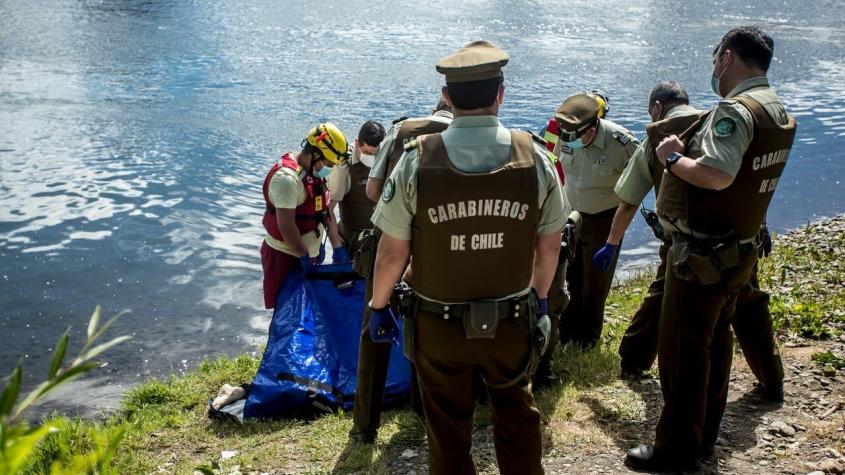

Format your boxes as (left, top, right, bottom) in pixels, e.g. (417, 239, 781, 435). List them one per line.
(417, 295, 529, 321)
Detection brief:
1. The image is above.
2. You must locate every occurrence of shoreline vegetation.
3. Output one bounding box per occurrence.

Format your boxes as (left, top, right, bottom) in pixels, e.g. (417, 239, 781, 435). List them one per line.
(13, 215, 845, 474)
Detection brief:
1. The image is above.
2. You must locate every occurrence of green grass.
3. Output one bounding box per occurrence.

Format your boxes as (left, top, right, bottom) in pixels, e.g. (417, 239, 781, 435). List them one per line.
(760, 222, 845, 339)
(20, 221, 844, 473)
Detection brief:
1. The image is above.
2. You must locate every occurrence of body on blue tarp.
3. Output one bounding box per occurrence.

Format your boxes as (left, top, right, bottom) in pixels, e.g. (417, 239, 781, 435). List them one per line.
(243, 261, 411, 419)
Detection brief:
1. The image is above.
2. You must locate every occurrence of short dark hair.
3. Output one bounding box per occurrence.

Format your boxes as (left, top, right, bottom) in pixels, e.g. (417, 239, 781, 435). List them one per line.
(433, 98, 452, 114)
(445, 76, 503, 110)
(714, 26, 774, 72)
(357, 120, 385, 147)
(648, 81, 689, 108)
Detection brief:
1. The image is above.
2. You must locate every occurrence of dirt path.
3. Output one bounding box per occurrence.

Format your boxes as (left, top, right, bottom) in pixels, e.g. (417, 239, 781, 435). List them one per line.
(366, 339, 845, 475)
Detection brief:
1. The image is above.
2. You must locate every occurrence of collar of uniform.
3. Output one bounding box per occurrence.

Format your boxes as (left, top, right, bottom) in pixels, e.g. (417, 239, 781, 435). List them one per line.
(448, 115, 502, 129)
(432, 110, 454, 120)
(665, 104, 698, 119)
(347, 142, 360, 165)
(726, 76, 770, 99)
(587, 119, 607, 150)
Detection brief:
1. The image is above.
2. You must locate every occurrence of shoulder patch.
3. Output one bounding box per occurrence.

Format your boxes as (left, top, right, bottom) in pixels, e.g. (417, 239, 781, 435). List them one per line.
(613, 131, 631, 145)
(529, 131, 549, 147)
(403, 138, 419, 151)
(382, 178, 396, 202)
(713, 117, 736, 138)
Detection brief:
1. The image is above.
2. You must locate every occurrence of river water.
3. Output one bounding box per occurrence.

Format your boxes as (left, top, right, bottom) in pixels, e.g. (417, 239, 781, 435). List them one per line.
(1, 0, 844, 415)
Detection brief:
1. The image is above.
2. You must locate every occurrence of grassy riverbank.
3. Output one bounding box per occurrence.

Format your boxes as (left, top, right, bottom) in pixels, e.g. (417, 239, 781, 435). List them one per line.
(20, 217, 845, 474)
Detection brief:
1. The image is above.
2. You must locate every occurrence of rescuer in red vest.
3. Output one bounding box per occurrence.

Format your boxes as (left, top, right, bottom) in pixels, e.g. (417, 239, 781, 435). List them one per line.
(260, 123, 348, 309)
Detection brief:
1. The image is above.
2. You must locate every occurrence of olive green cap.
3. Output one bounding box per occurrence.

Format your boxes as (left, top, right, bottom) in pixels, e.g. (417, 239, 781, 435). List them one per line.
(436, 40, 509, 83)
(555, 93, 600, 132)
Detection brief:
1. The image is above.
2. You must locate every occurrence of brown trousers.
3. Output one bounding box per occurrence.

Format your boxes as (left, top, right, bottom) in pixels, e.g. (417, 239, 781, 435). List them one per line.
(350, 236, 421, 437)
(655, 243, 758, 460)
(560, 207, 620, 346)
(619, 244, 783, 389)
(534, 253, 570, 377)
(414, 309, 544, 475)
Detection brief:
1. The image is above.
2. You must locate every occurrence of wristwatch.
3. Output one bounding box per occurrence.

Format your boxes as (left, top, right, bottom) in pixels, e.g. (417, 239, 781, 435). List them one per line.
(665, 151, 682, 175)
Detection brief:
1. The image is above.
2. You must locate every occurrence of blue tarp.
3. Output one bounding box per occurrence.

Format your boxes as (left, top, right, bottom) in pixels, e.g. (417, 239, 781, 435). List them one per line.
(243, 261, 411, 419)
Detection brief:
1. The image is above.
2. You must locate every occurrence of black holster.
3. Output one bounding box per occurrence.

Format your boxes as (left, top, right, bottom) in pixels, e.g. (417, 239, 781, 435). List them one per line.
(670, 233, 742, 285)
(392, 281, 418, 362)
(352, 229, 378, 278)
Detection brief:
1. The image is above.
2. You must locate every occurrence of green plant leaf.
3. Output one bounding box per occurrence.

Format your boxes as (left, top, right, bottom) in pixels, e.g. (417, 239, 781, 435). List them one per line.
(4, 423, 56, 474)
(82, 335, 132, 362)
(0, 364, 22, 418)
(87, 305, 102, 341)
(48, 330, 70, 380)
(96, 425, 127, 473)
(79, 310, 130, 358)
(14, 363, 98, 419)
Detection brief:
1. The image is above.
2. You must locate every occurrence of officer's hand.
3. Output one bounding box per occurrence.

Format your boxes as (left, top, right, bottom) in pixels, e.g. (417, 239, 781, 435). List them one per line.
(592, 242, 619, 272)
(761, 225, 773, 258)
(299, 254, 313, 271)
(332, 246, 350, 262)
(656, 135, 684, 165)
(368, 305, 400, 345)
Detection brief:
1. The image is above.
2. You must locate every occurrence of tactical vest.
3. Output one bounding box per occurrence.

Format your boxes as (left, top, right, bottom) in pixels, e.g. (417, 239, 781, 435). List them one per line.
(405, 131, 540, 302)
(338, 161, 373, 230)
(645, 110, 710, 196)
(386, 118, 450, 178)
(262, 154, 329, 241)
(657, 96, 797, 239)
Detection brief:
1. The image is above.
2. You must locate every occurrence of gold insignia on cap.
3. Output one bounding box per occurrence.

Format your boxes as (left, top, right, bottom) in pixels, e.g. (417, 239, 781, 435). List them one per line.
(436, 40, 509, 83)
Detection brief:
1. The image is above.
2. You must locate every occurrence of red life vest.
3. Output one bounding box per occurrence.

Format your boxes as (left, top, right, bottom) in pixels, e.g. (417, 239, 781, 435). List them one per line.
(261, 153, 330, 242)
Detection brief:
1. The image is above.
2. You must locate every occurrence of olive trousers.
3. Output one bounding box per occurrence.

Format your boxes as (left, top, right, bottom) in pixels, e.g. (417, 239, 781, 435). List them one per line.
(560, 207, 620, 346)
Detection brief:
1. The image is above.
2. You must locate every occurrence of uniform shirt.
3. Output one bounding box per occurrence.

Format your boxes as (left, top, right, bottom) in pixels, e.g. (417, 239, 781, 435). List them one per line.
(554, 118, 639, 214)
(659, 77, 788, 237)
(372, 115, 570, 241)
(368, 110, 454, 180)
(264, 165, 324, 258)
(327, 142, 365, 201)
(614, 105, 699, 206)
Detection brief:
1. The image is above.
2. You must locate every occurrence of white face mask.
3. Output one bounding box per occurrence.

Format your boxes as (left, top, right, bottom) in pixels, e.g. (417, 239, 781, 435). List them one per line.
(359, 153, 375, 168)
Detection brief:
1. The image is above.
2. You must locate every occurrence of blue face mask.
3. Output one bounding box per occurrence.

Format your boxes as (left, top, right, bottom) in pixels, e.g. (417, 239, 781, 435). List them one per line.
(564, 138, 586, 150)
(314, 165, 332, 179)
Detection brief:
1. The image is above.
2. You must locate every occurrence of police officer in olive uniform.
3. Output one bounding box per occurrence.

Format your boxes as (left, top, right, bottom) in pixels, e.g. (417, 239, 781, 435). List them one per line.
(328, 120, 385, 260)
(348, 104, 453, 444)
(554, 94, 639, 347)
(368, 40, 568, 474)
(608, 82, 784, 400)
(626, 27, 796, 472)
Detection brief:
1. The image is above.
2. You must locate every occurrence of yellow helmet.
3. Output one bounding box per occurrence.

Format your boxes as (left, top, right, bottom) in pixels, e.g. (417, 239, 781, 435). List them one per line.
(303, 123, 349, 165)
(586, 90, 610, 119)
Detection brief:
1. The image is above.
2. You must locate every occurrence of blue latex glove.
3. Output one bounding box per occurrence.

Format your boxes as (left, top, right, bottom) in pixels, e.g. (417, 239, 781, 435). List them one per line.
(368, 306, 400, 345)
(299, 254, 312, 271)
(332, 246, 350, 263)
(538, 297, 548, 316)
(761, 226, 773, 258)
(592, 242, 619, 272)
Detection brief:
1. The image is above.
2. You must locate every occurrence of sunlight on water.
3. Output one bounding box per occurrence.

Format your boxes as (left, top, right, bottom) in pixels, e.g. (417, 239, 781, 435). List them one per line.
(0, 0, 843, 415)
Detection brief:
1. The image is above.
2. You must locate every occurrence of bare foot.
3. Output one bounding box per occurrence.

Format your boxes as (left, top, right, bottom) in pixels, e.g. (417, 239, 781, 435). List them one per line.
(211, 384, 247, 410)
